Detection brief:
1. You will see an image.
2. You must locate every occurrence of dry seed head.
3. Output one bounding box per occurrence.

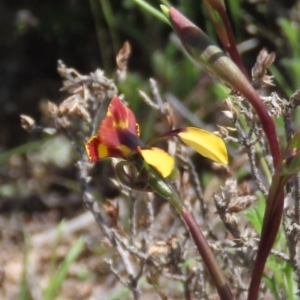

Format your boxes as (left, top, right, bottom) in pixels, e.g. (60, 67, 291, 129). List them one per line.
(58, 96, 91, 122)
(167, 237, 180, 251)
(224, 97, 237, 116)
(228, 195, 257, 213)
(162, 102, 175, 128)
(116, 41, 131, 70)
(60, 81, 84, 94)
(58, 116, 71, 128)
(148, 241, 169, 257)
(43, 128, 56, 135)
(290, 90, 300, 107)
(223, 213, 238, 226)
(216, 125, 229, 138)
(103, 200, 119, 227)
(47, 101, 58, 115)
(223, 214, 240, 238)
(252, 48, 275, 89)
(226, 127, 237, 132)
(147, 238, 181, 264)
(58, 60, 117, 103)
(57, 60, 80, 79)
(58, 97, 77, 116)
(222, 110, 234, 119)
(224, 97, 233, 110)
(219, 179, 258, 213)
(286, 223, 300, 240)
(20, 114, 36, 131)
(257, 48, 275, 69)
(261, 93, 289, 117)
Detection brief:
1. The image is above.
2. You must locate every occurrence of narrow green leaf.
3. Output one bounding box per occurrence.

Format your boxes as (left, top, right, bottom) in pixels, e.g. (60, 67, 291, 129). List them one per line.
(43, 239, 85, 300)
(263, 274, 280, 300)
(132, 0, 169, 24)
(244, 193, 265, 234)
(0, 140, 43, 165)
(18, 233, 33, 300)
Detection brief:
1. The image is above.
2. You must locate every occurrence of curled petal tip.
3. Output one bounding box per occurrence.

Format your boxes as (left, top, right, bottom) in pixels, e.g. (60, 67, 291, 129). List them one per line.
(169, 7, 193, 26)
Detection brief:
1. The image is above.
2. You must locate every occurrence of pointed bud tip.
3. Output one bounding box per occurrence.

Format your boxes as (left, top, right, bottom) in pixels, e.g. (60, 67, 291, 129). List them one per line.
(169, 7, 195, 31)
(160, 5, 170, 18)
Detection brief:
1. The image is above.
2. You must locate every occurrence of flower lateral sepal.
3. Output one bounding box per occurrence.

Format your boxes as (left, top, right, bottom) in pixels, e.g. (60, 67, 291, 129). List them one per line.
(85, 135, 128, 163)
(85, 136, 102, 162)
(177, 127, 228, 164)
(157, 127, 228, 165)
(138, 146, 175, 178)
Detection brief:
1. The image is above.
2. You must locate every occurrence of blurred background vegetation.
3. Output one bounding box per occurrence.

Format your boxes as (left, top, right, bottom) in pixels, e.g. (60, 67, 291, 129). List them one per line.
(1, 0, 299, 207)
(1, 0, 300, 299)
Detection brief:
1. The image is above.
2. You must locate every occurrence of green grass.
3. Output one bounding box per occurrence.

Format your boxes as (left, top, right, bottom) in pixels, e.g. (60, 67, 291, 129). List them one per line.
(43, 238, 85, 300)
(244, 195, 297, 299)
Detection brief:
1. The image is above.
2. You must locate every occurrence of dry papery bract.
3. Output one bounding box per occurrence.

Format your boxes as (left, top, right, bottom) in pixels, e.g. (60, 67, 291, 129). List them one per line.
(116, 41, 131, 83)
(52, 60, 117, 129)
(214, 180, 261, 253)
(251, 48, 275, 89)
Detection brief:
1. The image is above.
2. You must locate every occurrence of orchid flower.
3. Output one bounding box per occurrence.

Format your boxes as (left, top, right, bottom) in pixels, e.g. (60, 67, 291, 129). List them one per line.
(85, 96, 228, 181)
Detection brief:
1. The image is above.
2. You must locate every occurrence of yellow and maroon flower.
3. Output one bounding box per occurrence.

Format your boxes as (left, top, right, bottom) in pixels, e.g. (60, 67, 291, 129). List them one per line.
(85, 96, 228, 178)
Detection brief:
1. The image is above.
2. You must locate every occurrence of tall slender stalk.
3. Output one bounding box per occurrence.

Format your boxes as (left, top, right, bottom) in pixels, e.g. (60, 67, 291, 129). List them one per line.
(181, 207, 234, 299)
(146, 168, 234, 300)
(164, 7, 283, 300)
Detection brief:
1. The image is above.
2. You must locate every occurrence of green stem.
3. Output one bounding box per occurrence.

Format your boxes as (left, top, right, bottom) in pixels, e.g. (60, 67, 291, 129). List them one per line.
(89, 0, 112, 71)
(99, 0, 120, 54)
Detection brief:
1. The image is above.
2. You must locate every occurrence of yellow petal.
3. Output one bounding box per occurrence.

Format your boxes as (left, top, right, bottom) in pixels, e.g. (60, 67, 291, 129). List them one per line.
(178, 127, 228, 164)
(139, 147, 175, 178)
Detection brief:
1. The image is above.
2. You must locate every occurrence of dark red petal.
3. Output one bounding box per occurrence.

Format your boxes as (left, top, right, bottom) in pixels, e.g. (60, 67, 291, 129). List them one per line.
(85, 136, 101, 162)
(99, 96, 142, 152)
(85, 135, 128, 162)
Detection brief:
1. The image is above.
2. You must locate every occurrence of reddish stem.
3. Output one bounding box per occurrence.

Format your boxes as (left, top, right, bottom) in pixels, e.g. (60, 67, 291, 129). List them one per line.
(182, 207, 234, 300)
(204, 1, 247, 77)
(168, 8, 283, 299)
